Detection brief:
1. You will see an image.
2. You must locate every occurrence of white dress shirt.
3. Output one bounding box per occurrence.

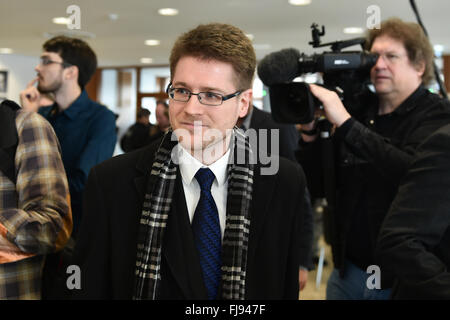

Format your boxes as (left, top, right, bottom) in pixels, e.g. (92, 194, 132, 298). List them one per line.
(177, 146, 230, 239)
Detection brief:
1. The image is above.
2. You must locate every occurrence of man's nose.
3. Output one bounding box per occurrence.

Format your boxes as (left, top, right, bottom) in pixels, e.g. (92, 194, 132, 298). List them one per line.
(374, 54, 388, 69)
(183, 94, 204, 115)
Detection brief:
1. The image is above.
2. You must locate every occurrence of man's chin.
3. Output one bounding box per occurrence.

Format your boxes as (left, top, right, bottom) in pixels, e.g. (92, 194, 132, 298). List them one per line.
(38, 82, 59, 94)
(179, 135, 225, 152)
(178, 136, 208, 152)
(37, 85, 52, 94)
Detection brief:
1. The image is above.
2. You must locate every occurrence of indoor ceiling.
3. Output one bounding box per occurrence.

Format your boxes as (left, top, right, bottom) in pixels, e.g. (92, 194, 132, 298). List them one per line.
(1, 0, 448, 67)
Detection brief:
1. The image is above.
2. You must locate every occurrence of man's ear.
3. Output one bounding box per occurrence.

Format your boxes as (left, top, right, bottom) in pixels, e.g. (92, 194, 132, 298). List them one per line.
(64, 65, 79, 82)
(238, 89, 253, 118)
(415, 60, 426, 78)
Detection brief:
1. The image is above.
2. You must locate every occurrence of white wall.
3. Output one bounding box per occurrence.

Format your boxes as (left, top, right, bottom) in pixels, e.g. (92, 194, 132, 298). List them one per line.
(0, 54, 38, 103)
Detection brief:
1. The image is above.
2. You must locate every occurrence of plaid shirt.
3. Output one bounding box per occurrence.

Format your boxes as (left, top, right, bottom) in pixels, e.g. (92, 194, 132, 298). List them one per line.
(0, 110, 72, 299)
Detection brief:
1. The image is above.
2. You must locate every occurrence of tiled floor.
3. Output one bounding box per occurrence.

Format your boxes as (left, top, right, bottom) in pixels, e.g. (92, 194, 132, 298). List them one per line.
(299, 237, 333, 300)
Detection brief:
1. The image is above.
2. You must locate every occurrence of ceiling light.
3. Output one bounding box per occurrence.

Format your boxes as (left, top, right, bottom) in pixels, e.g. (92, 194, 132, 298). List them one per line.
(158, 8, 179, 16)
(343, 27, 364, 34)
(140, 58, 153, 64)
(145, 39, 160, 46)
(288, 0, 311, 5)
(0, 48, 13, 54)
(52, 17, 70, 25)
(108, 13, 119, 21)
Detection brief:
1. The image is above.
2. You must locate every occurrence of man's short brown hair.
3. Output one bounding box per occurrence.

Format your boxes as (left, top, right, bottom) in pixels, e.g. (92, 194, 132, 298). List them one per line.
(169, 23, 256, 90)
(43, 36, 97, 89)
(366, 18, 435, 85)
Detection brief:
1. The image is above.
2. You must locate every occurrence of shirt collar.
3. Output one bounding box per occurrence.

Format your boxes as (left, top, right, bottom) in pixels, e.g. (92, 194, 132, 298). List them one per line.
(178, 145, 230, 187)
(392, 85, 427, 115)
(58, 90, 89, 119)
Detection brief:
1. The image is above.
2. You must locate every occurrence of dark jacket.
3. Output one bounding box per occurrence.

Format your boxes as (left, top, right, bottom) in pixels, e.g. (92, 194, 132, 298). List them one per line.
(376, 123, 450, 299)
(120, 123, 153, 152)
(72, 139, 307, 299)
(298, 86, 450, 288)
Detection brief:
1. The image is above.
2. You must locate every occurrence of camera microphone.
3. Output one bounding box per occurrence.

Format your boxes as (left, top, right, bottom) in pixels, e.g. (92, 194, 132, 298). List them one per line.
(257, 48, 302, 86)
(258, 48, 378, 87)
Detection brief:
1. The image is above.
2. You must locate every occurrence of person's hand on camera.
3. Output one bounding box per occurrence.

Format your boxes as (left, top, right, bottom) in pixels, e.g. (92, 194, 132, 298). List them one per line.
(20, 77, 41, 112)
(299, 268, 308, 291)
(309, 84, 351, 127)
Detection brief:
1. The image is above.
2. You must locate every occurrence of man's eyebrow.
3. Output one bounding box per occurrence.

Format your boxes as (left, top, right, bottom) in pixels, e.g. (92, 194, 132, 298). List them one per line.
(172, 81, 225, 93)
(172, 81, 188, 88)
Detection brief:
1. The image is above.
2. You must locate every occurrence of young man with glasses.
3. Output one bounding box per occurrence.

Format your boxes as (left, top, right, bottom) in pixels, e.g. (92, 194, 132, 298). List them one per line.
(20, 36, 117, 239)
(297, 18, 450, 299)
(72, 23, 307, 300)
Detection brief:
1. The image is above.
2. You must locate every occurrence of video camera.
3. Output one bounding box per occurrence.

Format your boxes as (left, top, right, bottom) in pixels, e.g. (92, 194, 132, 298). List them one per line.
(257, 23, 379, 124)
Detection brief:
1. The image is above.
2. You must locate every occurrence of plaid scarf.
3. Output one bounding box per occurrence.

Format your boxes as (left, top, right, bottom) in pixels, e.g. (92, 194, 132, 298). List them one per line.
(134, 128, 253, 300)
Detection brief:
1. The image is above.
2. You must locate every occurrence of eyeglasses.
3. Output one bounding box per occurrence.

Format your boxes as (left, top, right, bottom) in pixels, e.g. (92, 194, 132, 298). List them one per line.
(166, 82, 242, 106)
(40, 57, 72, 68)
(373, 52, 407, 65)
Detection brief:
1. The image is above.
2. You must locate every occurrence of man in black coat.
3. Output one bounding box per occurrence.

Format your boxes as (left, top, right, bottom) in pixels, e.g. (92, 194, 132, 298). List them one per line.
(72, 23, 307, 300)
(376, 123, 450, 299)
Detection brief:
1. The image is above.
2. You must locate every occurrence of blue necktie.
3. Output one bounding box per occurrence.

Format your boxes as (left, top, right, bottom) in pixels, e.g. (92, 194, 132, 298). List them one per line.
(192, 168, 222, 300)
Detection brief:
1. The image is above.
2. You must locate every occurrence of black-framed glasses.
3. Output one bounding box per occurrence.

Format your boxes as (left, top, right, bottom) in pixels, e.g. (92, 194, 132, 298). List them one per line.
(40, 57, 72, 68)
(166, 82, 242, 106)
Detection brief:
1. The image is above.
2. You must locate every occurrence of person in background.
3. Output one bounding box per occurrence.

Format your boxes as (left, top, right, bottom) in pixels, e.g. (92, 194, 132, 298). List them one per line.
(376, 123, 450, 299)
(0, 99, 72, 299)
(297, 18, 450, 299)
(149, 100, 171, 142)
(20, 36, 117, 239)
(120, 108, 153, 152)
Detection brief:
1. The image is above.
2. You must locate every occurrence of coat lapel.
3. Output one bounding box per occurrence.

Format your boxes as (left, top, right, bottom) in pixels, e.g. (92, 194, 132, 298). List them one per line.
(162, 174, 208, 299)
(133, 145, 156, 203)
(247, 163, 277, 264)
(134, 145, 206, 299)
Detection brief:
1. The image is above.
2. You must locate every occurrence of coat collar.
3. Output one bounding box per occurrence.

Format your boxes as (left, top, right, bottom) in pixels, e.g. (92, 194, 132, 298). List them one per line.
(246, 163, 277, 263)
(133, 141, 161, 203)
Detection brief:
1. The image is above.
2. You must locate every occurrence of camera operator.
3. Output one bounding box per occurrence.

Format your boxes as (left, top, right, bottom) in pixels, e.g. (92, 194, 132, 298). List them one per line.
(297, 18, 450, 300)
